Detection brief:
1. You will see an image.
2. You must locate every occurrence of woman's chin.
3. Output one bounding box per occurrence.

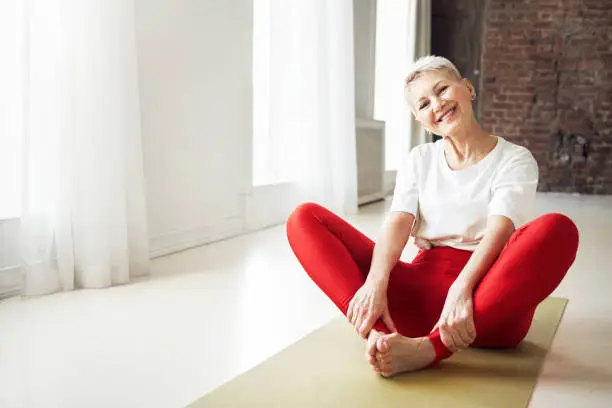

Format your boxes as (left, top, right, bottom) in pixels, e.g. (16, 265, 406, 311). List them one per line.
(436, 121, 460, 136)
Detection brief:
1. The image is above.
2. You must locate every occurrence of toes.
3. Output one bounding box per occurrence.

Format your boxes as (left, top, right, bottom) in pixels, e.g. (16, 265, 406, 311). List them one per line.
(367, 338, 378, 357)
(378, 354, 391, 365)
(381, 370, 394, 378)
(376, 337, 389, 353)
(376, 352, 392, 367)
(368, 355, 381, 373)
(376, 332, 399, 353)
(366, 331, 381, 367)
(378, 359, 393, 377)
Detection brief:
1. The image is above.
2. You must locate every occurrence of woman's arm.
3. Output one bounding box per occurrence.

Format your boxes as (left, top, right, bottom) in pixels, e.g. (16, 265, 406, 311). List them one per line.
(433, 148, 537, 351)
(432, 215, 515, 351)
(453, 215, 515, 292)
(350, 144, 421, 338)
(348, 211, 414, 338)
(367, 212, 415, 286)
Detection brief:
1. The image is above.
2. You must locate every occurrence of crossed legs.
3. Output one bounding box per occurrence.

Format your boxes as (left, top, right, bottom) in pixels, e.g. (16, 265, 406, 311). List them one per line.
(287, 203, 579, 375)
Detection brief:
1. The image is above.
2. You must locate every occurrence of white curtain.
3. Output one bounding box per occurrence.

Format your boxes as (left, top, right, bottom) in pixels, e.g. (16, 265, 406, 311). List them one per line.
(374, 0, 430, 170)
(16, 0, 149, 296)
(256, 0, 358, 215)
(409, 0, 431, 147)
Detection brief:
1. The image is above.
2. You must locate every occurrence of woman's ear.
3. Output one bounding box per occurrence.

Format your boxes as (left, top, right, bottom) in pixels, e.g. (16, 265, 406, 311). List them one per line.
(463, 78, 475, 98)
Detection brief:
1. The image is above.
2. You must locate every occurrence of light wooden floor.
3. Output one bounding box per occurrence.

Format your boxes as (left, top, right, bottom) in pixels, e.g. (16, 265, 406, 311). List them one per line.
(0, 193, 611, 407)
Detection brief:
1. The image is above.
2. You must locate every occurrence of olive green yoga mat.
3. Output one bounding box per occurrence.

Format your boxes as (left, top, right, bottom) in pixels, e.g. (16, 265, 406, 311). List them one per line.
(189, 297, 567, 408)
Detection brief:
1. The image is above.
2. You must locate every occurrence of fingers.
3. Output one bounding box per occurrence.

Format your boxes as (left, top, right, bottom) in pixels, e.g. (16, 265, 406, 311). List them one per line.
(441, 321, 464, 352)
(449, 331, 464, 352)
(367, 335, 378, 357)
(456, 309, 477, 347)
(440, 323, 459, 353)
(439, 313, 477, 352)
(349, 298, 369, 338)
(451, 310, 470, 348)
(466, 315, 477, 340)
(438, 322, 456, 352)
(382, 309, 397, 333)
(347, 286, 391, 338)
(359, 312, 376, 338)
(414, 237, 425, 249)
(438, 320, 463, 352)
(348, 296, 366, 328)
(459, 321, 477, 347)
(461, 313, 477, 346)
(348, 298, 360, 327)
(455, 326, 473, 349)
(415, 237, 432, 250)
(354, 306, 367, 335)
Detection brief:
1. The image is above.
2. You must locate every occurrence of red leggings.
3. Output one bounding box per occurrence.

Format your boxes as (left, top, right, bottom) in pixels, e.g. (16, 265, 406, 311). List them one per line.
(286, 203, 579, 362)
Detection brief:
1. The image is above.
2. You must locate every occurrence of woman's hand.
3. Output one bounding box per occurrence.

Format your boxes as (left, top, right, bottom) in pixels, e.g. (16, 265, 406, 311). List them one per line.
(415, 237, 432, 250)
(347, 280, 397, 338)
(431, 284, 477, 352)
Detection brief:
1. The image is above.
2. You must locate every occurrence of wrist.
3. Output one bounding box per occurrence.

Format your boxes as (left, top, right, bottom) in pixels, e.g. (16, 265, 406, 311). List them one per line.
(451, 278, 475, 295)
(366, 271, 389, 289)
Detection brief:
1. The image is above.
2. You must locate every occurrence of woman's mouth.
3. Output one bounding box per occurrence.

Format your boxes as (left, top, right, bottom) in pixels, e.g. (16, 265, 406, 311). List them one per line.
(437, 106, 456, 123)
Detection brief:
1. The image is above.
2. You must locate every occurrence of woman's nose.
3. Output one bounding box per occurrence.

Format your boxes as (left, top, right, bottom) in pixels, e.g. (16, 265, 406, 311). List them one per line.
(431, 97, 444, 113)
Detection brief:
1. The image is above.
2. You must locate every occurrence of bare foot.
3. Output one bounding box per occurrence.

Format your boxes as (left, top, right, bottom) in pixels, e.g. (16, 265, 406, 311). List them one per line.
(366, 330, 384, 374)
(375, 333, 436, 377)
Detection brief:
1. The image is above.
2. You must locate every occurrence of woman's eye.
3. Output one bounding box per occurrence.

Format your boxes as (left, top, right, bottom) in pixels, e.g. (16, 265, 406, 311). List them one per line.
(438, 85, 448, 94)
(419, 101, 429, 110)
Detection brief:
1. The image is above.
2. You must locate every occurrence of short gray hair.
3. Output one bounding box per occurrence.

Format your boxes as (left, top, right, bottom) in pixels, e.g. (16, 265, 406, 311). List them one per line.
(404, 55, 462, 88)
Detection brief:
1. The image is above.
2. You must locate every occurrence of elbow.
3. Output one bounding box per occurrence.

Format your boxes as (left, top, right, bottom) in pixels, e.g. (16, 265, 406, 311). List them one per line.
(386, 211, 416, 230)
(482, 215, 516, 250)
(382, 212, 415, 252)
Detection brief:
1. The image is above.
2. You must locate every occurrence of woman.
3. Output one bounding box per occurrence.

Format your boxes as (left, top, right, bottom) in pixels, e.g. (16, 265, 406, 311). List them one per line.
(286, 56, 579, 377)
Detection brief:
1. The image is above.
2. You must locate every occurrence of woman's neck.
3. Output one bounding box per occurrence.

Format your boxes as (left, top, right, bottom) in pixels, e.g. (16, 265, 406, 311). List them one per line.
(442, 119, 497, 167)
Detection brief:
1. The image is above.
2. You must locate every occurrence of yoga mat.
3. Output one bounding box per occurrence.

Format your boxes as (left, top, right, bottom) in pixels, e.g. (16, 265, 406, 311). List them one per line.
(189, 297, 567, 408)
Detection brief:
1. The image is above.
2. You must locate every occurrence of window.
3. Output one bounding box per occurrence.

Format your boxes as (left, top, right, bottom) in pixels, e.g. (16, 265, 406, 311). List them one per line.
(373, 0, 412, 171)
(0, 1, 24, 219)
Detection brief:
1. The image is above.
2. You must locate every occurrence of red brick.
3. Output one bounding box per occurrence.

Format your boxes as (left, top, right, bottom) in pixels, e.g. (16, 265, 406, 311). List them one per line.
(479, 0, 612, 194)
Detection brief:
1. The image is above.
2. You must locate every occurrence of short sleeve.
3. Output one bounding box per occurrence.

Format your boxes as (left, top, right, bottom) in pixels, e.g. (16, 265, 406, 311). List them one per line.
(389, 148, 420, 216)
(488, 149, 539, 228)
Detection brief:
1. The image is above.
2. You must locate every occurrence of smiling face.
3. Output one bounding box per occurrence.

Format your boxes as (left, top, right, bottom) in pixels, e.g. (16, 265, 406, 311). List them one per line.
(405, 69, 476, 137)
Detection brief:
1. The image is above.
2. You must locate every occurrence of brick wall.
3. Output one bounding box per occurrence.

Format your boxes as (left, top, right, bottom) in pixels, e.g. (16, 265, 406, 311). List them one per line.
(479, 0, 612, 194)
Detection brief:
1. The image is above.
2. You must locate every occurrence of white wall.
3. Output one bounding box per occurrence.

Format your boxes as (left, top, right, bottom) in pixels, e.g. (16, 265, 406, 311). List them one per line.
(136, 0, 253, 257)
(353, 0, 395, 198)
(353, 0, 376, 119)
(136, 0, 387, 257)
(0, 219, 20, 298)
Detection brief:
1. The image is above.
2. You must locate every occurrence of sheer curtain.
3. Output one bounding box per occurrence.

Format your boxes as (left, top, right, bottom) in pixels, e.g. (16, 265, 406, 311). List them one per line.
(18, 0, 149, 296)
(408, 0, 431, 147)
(254, 0, 358, 216)
(374, 0, 431, 170)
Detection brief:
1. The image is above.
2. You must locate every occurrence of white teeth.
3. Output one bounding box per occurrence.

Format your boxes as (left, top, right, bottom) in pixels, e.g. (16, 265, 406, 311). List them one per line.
(438, 107, 455, 122)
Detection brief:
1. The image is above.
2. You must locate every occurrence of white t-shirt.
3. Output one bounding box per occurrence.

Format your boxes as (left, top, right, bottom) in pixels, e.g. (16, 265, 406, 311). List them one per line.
(390, 136, 539, 251)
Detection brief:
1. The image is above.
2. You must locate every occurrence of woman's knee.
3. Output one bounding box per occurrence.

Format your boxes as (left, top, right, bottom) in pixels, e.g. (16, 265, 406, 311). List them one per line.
(538, 213, 579, 248)
(526, 213, 580, 265)
(286, 202, 325, 237)
(288, 202, 322, 224)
